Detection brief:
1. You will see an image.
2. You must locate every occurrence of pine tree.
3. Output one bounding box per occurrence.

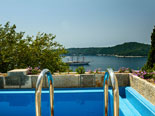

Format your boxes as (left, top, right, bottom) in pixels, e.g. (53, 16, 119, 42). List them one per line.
(145, 26, 155, 69)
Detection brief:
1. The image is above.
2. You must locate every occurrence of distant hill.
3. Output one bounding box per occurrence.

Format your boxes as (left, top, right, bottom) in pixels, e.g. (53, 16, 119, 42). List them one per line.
(66, 42, 151, 56)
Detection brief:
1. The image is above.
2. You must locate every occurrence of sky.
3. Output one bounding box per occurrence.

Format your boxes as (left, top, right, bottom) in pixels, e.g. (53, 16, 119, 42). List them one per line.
(0, 0, 155, 48)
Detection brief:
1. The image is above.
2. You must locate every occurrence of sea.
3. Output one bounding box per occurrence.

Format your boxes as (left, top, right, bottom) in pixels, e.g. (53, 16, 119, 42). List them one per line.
(63, 56, 147, 71)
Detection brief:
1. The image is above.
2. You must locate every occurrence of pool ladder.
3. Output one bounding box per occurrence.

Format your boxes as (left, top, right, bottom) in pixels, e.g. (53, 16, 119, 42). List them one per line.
(35, 69, 54, 116)
(35, 68, 118, 116)
(103, 68, 119, 116)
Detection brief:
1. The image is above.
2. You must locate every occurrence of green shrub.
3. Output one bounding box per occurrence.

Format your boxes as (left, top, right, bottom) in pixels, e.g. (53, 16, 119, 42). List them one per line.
(88, 70, 94, 74)
(142, 64, 152, 71)
(152, 74, 155, 81)
(27, 67, 41, 75)
(76, 66, 85, 74)
(94, 69, 99, 74)
(118, 67, 132, 73)
(132, 70, 155, 79)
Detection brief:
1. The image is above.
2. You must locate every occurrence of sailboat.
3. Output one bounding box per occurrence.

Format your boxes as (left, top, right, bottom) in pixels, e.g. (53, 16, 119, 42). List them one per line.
(66, 56, 90, 66)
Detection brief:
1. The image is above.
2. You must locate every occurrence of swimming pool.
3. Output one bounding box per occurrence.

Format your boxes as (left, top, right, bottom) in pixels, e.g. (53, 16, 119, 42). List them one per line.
(0, 87, 155, 116)
(0, 88, 103, 116)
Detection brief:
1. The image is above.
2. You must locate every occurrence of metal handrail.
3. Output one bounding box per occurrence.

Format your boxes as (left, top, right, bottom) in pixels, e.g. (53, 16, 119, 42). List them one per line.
(103, 68, 119, 116)
(35, 69, 54, 116)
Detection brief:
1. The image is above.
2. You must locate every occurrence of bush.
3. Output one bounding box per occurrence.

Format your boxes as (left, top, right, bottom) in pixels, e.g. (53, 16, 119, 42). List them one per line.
(27, 67, 41, 75)
(118, 67, 132, 73)
(132, 70, 155, 79)
(76, 67, 85, 74)
(87, 70, 94, 74)
(94, 69, 99, 74)
(142, 64, 152, 71)
(152, 74, 155, 82)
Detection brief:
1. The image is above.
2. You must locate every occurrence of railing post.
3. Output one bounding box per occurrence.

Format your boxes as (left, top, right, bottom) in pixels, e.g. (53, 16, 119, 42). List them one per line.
(103, 68, 119, 116)
(35, 69, 54, 116)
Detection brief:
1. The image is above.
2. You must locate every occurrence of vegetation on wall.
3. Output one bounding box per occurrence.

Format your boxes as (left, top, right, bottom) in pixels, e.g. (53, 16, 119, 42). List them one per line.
(0, 22, 68, 73)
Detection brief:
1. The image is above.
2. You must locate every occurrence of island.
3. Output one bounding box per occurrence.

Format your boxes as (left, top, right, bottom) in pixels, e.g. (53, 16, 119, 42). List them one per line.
(66, 42, 150, 57)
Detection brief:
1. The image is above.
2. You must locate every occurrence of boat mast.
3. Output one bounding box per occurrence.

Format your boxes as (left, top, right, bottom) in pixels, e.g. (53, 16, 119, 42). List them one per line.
(71, 56, 73, 62)
(77, 55, 79, 62)
(83, 56, 85, 62)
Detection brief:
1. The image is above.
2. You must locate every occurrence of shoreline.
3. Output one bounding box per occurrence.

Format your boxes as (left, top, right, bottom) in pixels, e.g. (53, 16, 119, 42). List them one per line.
(97, 54, 147, 57)
(65, 54, 147, 58)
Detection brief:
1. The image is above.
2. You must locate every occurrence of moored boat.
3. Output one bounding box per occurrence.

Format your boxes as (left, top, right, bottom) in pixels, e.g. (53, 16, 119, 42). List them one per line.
(66, 61, 90, 66)
(66, 56, 90, 66)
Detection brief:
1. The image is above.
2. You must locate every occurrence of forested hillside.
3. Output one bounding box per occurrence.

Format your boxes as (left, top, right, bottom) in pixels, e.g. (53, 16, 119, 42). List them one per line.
(67, 42, 150, 56)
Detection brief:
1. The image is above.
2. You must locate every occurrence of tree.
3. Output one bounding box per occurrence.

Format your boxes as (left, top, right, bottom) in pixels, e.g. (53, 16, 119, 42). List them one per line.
(0, 22, 26, 72)
(143, 26, 155, 70)
(0, 22, 68, 73)
(28, 32, 68, 73)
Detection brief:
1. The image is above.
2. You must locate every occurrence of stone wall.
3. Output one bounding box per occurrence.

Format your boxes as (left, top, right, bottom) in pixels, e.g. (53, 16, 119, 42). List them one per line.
(0, 69, 129, 89)
(129, 73, 155, 105)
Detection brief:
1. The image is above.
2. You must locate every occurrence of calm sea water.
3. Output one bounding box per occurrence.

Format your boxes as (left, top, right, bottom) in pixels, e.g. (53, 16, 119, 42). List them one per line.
(63, 56, 147, 71)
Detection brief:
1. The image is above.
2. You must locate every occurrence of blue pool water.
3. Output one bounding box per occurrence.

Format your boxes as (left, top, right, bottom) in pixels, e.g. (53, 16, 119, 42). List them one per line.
(0, 87, 155, 116)
(0, 88, 104, 116)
